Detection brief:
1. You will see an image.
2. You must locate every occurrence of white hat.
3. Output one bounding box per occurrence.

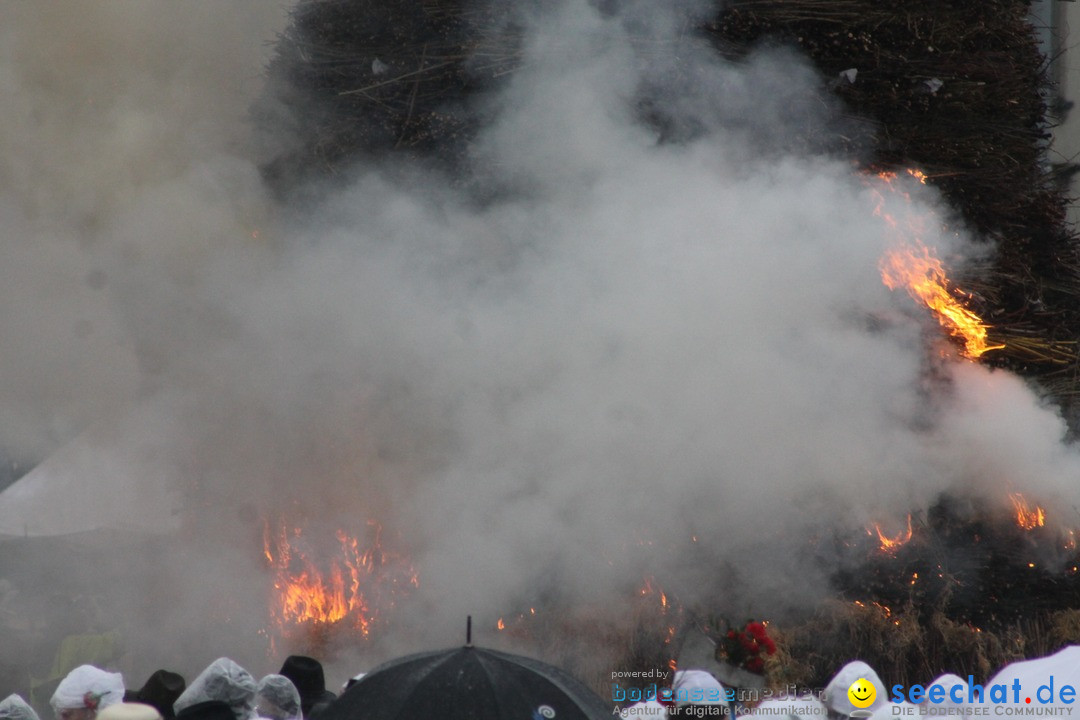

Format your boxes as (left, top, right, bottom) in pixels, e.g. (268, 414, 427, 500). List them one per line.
(924, 674, 967, 709)
(870, 702, 913, 720)
(254, 675, 300, 720)
(751, 696, 828, 720)
(823, 661, 886, 716)
(96, 704, 162, 720)
(622, 700, 666, 717)
(173, 658, 256, 720)
(671, 670, 728, 706)
(0, 694, 40, 720)
(51, 666, 126, 713)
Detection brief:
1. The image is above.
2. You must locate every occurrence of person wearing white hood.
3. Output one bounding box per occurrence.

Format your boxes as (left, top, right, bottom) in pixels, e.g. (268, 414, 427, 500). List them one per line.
(670, 669, 731, 714)
(823, 661, 887, 720)
(172, 659, 257, 720)
(621, 699, 667, 718)
(50, 665, 126, 720)
(1, 694, 41, 720)
(254, 676, 301, 720)
(750, 693, 829, 720)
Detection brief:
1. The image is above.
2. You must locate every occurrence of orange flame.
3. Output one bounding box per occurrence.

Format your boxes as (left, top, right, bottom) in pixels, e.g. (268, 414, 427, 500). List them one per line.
(853, 600, 894, 619)
(880, 241, 1001, 359)
(263, 517, 418, 637)
(873, 514, 913, 553)
(638, 577, 681, 648)
(1008, 493, 1046, 530)
(872, 169, 1002, 360)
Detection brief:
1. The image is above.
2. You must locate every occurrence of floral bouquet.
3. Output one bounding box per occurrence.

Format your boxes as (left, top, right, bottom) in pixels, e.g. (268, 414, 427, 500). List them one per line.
(715, 619, 777, 676)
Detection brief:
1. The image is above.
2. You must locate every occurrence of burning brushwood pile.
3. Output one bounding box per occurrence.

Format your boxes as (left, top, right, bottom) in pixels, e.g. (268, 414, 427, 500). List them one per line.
(762, 491, 1080, 690)
(248, 0, 1080, 695)
(707, 0, 1080, 417)
(256, 0, 1080, 420)
(261, 516, 418, 656)
(838, 493, 1075, 629)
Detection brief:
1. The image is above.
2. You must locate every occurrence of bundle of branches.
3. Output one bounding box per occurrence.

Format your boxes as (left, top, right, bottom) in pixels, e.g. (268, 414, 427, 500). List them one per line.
(796, 492, 1078, 683)
(748, 491, 1080, 688)
(830, 494, 1080, 628)
(257, 0, 1080, 418)
(772, 599, 1032, 690)
(253, 0, 524, 194)
(706, 0, 1080, 421)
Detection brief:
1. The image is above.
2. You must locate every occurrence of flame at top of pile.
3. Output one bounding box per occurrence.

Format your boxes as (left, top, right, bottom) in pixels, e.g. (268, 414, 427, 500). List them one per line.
(872, 513, 913, 553)
(1008, 493, 1046, 530)
(873, 170, 1003, 360)
(879, 241, 1000, 359)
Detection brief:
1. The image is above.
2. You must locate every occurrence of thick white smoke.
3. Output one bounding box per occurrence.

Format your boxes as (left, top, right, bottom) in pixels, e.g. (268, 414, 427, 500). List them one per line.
(2, 0, 1079, 694)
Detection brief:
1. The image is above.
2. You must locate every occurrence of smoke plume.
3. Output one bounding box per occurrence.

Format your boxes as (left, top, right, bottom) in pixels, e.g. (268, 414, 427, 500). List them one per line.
(2, 0, 1079, 692)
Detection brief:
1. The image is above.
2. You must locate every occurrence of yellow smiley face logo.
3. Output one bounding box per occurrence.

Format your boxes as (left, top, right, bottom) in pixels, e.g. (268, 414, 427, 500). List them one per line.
(848, 678, 877, 709)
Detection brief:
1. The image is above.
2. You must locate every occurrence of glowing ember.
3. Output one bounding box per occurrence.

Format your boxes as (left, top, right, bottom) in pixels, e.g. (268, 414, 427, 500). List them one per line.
(638, 576, 679, 647)
(872, 169, 1002, 360)
(853, 600, 895, 621)
(493, 606, 538, 637)
(873, 514, 913, 553)
(263, 517, 418, 639)
(639, 576, 668, 607)
(1008, 493, 1046, 530)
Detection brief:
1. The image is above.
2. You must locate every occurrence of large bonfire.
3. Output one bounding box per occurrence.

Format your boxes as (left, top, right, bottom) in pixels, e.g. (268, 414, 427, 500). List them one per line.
(251, 0, 1080, 693)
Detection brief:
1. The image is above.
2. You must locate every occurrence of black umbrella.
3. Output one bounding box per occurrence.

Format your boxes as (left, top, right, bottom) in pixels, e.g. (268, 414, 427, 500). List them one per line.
(319, 642, 613, 720)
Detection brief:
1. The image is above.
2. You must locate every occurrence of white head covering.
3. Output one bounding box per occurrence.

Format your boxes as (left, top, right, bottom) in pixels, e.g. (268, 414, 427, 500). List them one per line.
(870, 702, 913, 720)
(671, 670, 728, 706)
(96, 705, 162, 720)
(0, 694, 41, 720)
(173, 659, 256, 720)
(51, 666, 126, 713)
(622, 700, 666, 717)
(823, 661, 887, 717)
(254, 676, 300, 720)
(751, 695, 828, 720)
(987, 646, 1080, 712)
(924, 674, 967, 710)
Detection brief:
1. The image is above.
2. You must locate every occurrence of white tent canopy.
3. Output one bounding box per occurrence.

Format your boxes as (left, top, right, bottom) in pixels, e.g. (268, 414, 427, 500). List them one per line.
(0, 400, 182, 537)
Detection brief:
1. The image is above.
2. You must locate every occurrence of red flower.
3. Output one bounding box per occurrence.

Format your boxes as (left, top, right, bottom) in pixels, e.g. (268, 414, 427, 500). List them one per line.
(717, 619, 777, 676)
